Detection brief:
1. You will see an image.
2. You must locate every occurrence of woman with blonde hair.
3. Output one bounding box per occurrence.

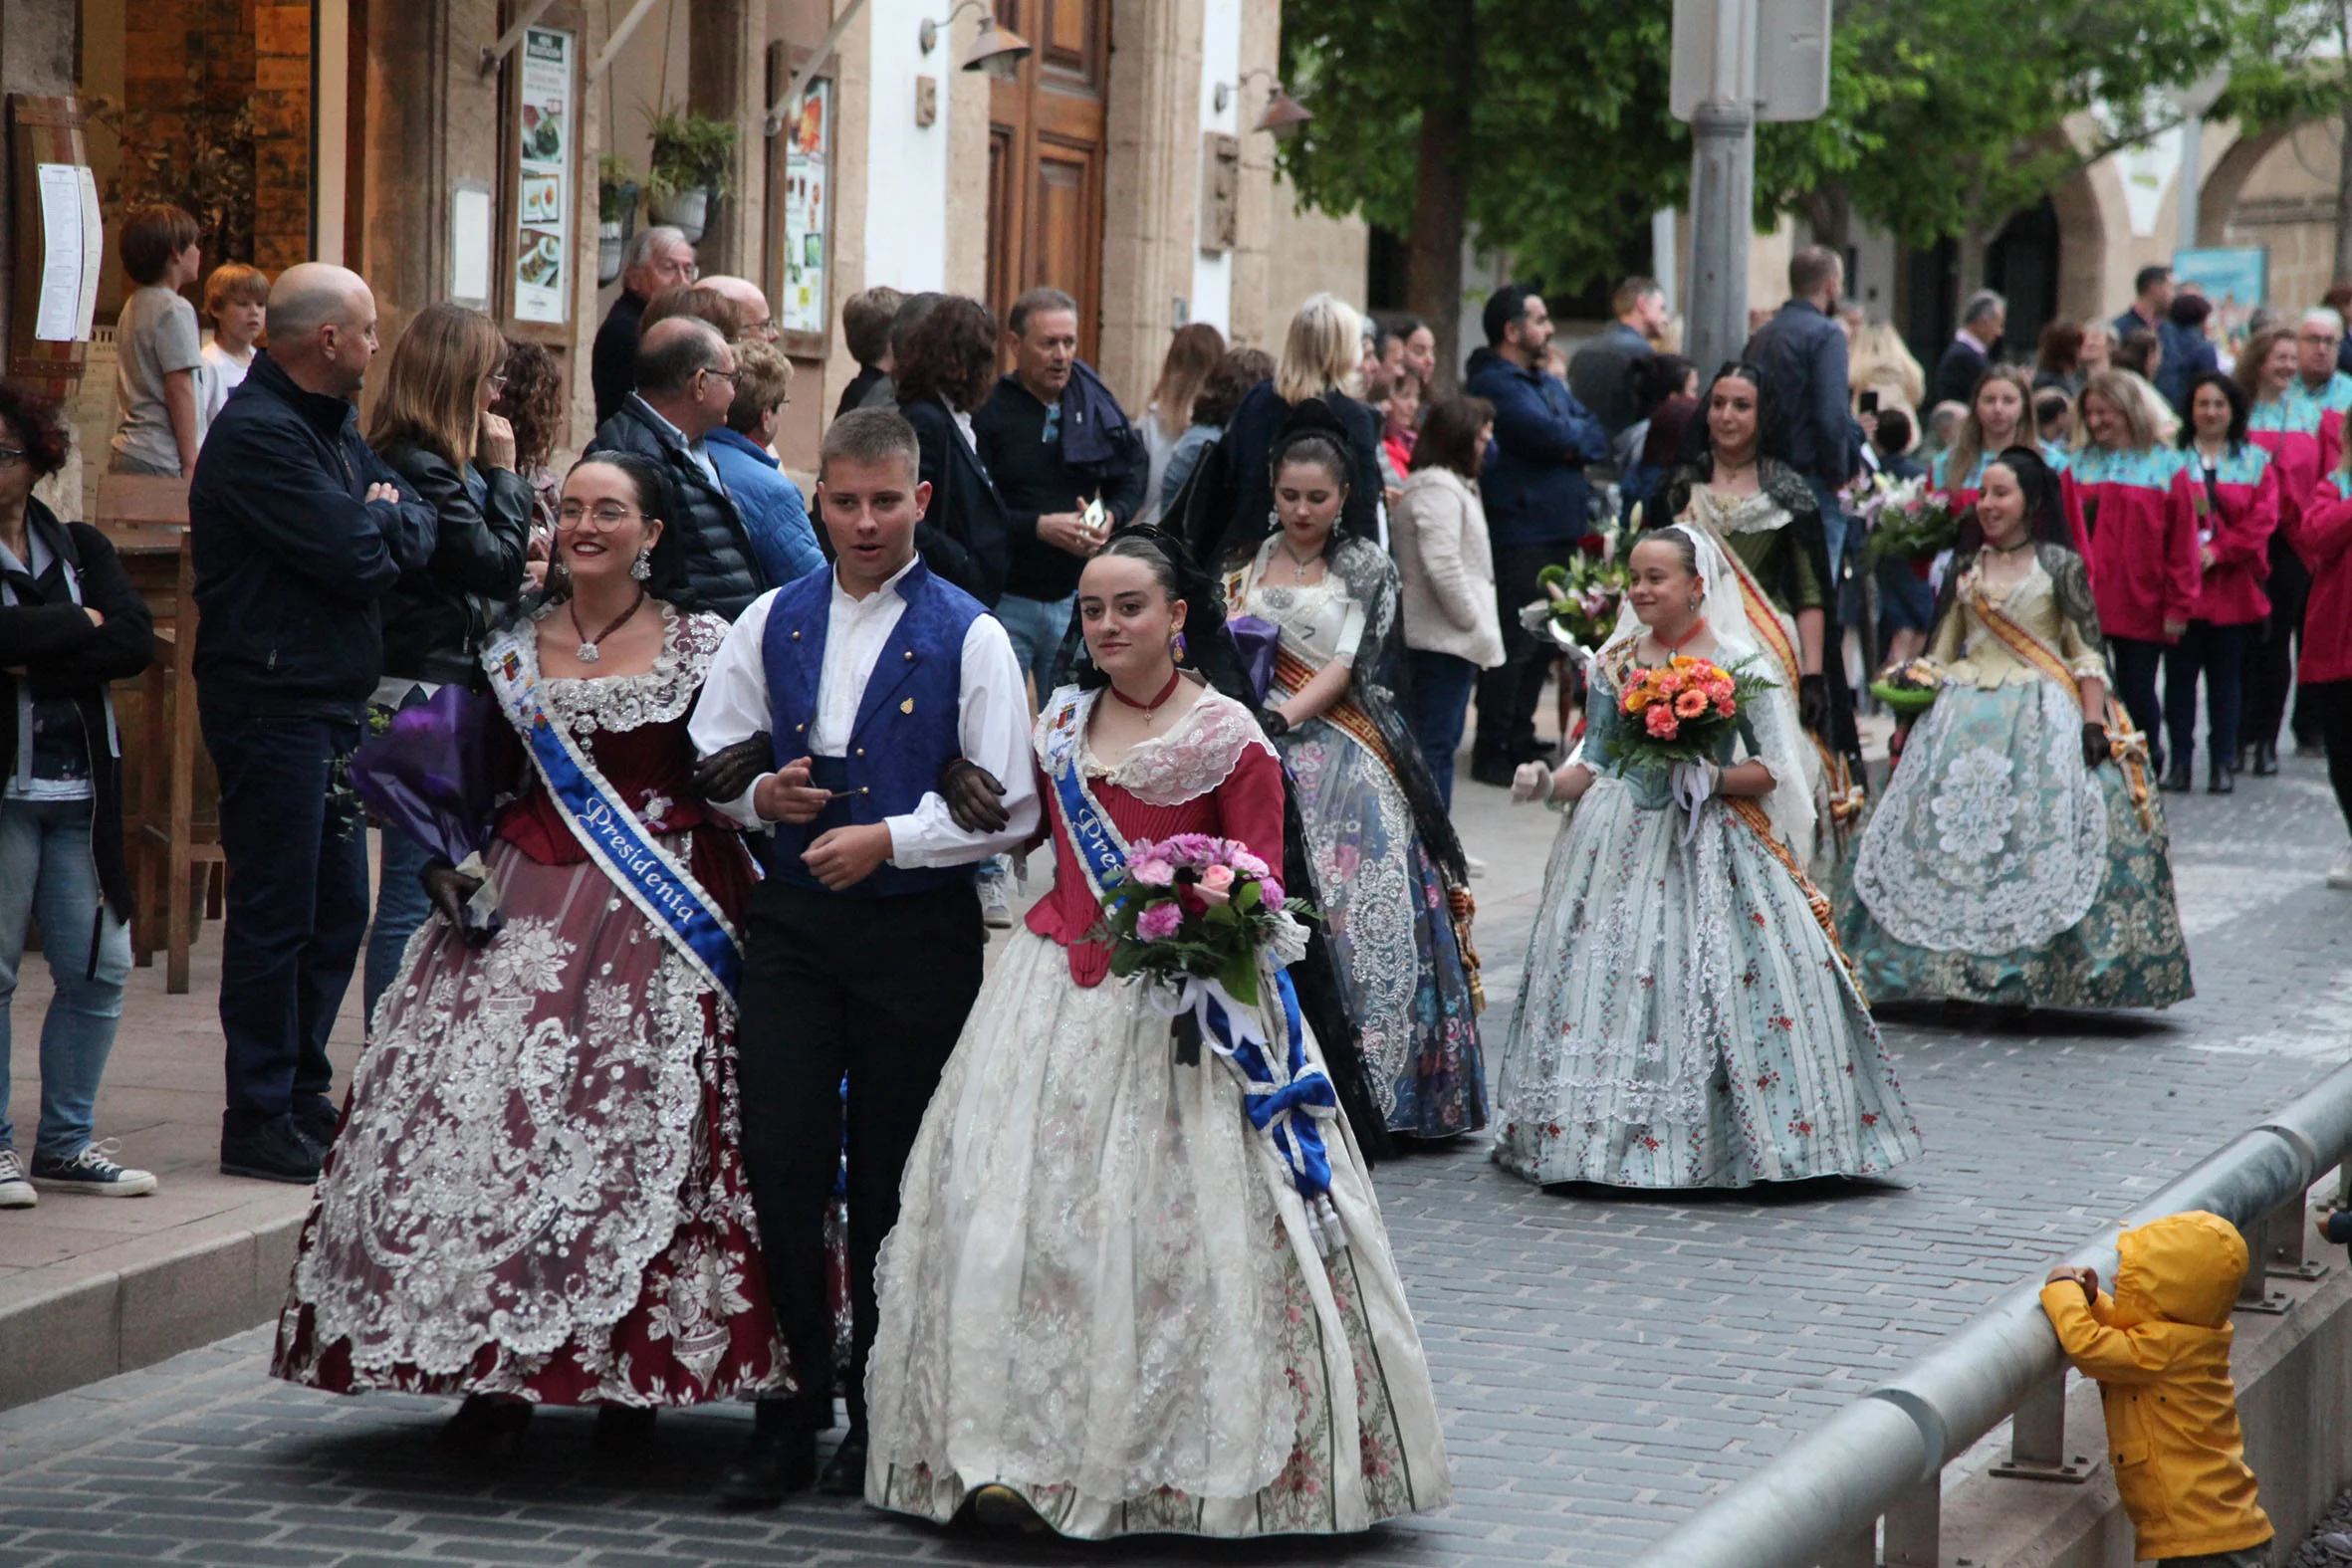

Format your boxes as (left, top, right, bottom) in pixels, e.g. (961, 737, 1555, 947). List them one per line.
(2061, 368, 2201, 771)
(1138, 322, 1225, 523)
(1182, 292, 1386, 562)
(359, 302, 535, 1023)
(1848, 319, 1925, 415)
(1933, 366, 2067, 513)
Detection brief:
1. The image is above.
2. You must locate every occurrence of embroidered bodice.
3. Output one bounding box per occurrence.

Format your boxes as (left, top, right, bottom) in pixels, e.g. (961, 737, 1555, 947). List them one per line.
(495, 604, 739, 865)
(1927, 554, 2107, 691)
(1236, 538, 1367, 670)
(1026, 685, 1286, 986)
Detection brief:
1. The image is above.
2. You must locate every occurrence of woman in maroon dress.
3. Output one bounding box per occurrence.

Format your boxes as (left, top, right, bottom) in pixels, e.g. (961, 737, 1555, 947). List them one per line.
(274, 454, 788, 1454)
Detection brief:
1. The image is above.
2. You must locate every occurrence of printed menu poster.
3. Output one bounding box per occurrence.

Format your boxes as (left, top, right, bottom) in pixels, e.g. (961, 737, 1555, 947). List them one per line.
(33, 164, 84, 342)
(780, 82, 831, 336)
(514, 26, 575, 324)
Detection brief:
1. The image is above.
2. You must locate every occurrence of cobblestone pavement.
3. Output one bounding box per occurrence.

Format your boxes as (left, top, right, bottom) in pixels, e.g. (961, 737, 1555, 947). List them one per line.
(3, 756, 2348, 1568)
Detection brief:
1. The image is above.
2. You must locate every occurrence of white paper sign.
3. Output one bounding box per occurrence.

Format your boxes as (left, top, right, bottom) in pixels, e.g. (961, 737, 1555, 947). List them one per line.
(513, 27, 575, 325)
(74, 167, 103, 337)
(452, 184, 493, 306)
(33, 163, 84, 342)
(779, 82, 832, 337)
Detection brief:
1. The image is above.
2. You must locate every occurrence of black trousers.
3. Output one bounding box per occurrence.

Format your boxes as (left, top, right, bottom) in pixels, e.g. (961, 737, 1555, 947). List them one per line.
(2304, 679, 2352, 838)
(1474, 542, 1572, 766)
(2163, 620, 2249, 773)
(200, 707, 368, 1134)
(733, 879, 984, 1433)
(2242, 534, 2314, 753)
(2110, 635, 2169, 769)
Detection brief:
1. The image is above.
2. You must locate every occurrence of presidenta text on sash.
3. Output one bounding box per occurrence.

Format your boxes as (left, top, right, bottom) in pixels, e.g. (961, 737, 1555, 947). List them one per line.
(485, 629, 745, 996)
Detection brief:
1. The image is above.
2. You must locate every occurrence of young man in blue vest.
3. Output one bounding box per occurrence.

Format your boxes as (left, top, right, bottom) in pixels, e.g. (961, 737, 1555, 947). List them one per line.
(690, 406, 1038, 1502)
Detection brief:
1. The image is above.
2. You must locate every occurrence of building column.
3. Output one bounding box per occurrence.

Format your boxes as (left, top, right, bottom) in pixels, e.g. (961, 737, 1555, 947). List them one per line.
(1227, 0, 1280, 349)
(689, 0, 767, 279)
(1097, 0, 1204, 407)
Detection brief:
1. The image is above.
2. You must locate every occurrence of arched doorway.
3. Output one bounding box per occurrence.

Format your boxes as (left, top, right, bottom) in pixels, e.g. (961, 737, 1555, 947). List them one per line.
(986, 0, 1109, 362)
(1986, 197, 2061, 364)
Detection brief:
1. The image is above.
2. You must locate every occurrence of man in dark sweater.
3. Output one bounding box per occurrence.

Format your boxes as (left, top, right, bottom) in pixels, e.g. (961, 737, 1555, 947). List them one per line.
(590, 227, 697, 425)
(972, 287, 1148, 700)
(188, 263, 437, 1184)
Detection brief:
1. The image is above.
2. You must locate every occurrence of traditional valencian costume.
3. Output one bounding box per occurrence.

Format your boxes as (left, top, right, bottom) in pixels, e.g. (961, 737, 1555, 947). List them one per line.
(1840, 461, 2193, 1009)
(864, 548, 1450, 1537)
(276, 605, 788, 1407)
(690, 552, 1038, 1464)
(1229, 531, 1486, 1138)
(1492, 527, 1921, 1190)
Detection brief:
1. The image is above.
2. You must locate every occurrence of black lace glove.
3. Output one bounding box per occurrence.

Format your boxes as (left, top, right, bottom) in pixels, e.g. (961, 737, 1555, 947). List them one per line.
(1798, 673, 1830, 735)
(693, 733, 772, 803)
(1256, 708, 1291, 739)
(2081, 721, 2111, 770)
(938, 758, 1009, 834)
(419, 858, 491, 948)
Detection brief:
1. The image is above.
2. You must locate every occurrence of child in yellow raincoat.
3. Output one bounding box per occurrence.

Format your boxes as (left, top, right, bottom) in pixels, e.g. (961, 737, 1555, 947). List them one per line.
(2040, 1211, 2273, 1568)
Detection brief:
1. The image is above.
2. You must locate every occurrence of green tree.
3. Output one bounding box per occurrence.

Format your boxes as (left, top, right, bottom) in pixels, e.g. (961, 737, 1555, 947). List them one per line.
(1280, 0, 2314, 360)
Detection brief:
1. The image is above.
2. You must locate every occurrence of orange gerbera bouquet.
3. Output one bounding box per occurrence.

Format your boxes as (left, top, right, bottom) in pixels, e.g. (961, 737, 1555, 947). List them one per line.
(1615, 654, 1776, 766)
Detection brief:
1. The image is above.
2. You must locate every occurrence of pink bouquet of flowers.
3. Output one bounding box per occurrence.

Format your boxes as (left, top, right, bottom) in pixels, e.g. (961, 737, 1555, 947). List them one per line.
(1100, 834, 1296, 1008)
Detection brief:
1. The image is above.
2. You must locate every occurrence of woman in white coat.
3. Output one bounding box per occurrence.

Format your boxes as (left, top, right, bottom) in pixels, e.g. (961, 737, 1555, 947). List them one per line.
(1389, 394, 1505, 806)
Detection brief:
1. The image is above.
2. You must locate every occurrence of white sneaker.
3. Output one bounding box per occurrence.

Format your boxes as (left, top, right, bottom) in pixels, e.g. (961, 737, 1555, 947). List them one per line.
(2330, 854, 2352, 892)
(0, 1150, 34, 1209)
(30, 1140, 157, 1198)
(979, 861, 1015, 930)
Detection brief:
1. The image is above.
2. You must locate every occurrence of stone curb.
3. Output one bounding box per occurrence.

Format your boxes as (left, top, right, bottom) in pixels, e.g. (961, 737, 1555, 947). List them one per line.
(0, 1209, 302, 1413)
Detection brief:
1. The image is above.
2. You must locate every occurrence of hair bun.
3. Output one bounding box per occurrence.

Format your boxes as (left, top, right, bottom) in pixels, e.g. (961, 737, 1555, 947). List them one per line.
(1278, 395, 1351, 442)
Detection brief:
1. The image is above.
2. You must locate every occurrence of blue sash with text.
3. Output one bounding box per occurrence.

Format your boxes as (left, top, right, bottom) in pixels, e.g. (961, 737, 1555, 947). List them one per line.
(485, 631, 743, 997)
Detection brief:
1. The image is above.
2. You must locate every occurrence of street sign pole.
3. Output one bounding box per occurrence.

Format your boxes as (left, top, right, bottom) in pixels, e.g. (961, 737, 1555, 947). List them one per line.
(1681, 0, 1757, 375)
(1671, 0, 1829, 373)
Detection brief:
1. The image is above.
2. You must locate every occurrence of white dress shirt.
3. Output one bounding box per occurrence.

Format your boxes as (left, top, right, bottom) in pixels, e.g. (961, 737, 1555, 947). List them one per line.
(691, 556, 1040, 868)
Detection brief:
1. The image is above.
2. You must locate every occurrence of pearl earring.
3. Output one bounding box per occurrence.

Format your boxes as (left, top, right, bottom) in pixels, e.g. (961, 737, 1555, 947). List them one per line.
(1687, 595, 1701, 614)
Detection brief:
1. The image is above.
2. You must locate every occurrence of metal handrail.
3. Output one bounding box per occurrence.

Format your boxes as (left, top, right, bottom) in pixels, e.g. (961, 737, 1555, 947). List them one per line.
(1637, 1058, 2352, 1568)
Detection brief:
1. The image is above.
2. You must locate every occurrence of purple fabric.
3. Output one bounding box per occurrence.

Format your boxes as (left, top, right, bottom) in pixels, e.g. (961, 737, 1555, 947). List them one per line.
(1225, 614, 1279, 705)
(348, 684, 504, 938)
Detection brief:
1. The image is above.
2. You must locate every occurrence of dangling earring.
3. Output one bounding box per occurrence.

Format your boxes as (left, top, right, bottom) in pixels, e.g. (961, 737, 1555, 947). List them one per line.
(1170, 630, 1187, 662)
(1687, 594, 1702, 615)
(630, 548, 652, 581)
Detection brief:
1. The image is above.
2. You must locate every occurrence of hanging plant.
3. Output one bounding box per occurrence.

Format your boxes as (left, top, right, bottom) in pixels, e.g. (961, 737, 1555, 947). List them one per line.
(597, 152, 640, 225)
(643, 107, 737, 203)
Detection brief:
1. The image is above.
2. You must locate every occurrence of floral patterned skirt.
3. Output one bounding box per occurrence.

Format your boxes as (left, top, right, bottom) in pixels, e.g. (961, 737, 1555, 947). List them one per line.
(1279, 719, 1485, 1138)
(273, 836, 790, 1407)
(1493, 780, 1922, 1189)
(865, 931, 1450, 1537)
(1837, 680, 2194, 1009)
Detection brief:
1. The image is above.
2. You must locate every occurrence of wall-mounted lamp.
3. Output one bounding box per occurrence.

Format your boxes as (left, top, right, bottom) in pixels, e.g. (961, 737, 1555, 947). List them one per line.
(919, 0, 1033, 82)
(1212, 68, 1313, 138)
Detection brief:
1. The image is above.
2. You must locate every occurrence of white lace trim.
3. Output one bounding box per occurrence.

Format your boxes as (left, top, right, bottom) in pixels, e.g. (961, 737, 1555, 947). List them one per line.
(1852, 679, 2107, 953)
(520, 602, 730, 735)
(1035, 684, 1276, 807)
(1682, 484, 1793, 537)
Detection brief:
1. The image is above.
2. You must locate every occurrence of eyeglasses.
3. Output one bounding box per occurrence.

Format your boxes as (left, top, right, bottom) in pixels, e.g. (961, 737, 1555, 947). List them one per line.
(487, 370, 509, 390)
(701, 365, 741, 385)
(0, 448, 25, 471)
(2300, 333, 2342, 346)
(556, 502, 642, 531)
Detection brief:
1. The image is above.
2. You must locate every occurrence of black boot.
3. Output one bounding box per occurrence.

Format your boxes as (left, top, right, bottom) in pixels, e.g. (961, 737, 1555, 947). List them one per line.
(2159, 758, 2192, 793)
(2209, 758, 2234, 794)
(2252, 740, 2279, 777)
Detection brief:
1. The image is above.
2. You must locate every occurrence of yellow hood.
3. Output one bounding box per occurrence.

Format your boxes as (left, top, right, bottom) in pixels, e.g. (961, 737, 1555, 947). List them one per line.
(2112, 1211, 2247, 1330)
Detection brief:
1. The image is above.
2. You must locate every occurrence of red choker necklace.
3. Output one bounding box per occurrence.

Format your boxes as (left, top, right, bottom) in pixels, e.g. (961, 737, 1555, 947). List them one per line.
(1655, 616, 1708, 653)
(1110, 668, 1184, 713)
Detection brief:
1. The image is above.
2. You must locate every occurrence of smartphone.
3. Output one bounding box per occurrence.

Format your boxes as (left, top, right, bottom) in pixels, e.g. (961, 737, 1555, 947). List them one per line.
(1858, 389, 1880, 415)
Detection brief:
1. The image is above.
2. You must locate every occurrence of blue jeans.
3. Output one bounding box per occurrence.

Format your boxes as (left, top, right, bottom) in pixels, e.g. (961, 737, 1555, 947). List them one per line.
(0, 799, 131, 1159)
(201, 707, 369, 1133)
(995, 591, 1077, 699)
(361, 823, 433, 1031)
(1406, 649, 1478, 809)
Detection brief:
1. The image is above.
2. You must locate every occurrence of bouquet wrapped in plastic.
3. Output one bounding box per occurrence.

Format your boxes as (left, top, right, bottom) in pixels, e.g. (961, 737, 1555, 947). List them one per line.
(347, 685, 505, 945)
(1858, 479, 1958, 567)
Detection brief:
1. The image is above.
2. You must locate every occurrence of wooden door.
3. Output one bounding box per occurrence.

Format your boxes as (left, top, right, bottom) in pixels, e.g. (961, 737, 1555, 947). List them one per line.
(986, 0, 1108, 363)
